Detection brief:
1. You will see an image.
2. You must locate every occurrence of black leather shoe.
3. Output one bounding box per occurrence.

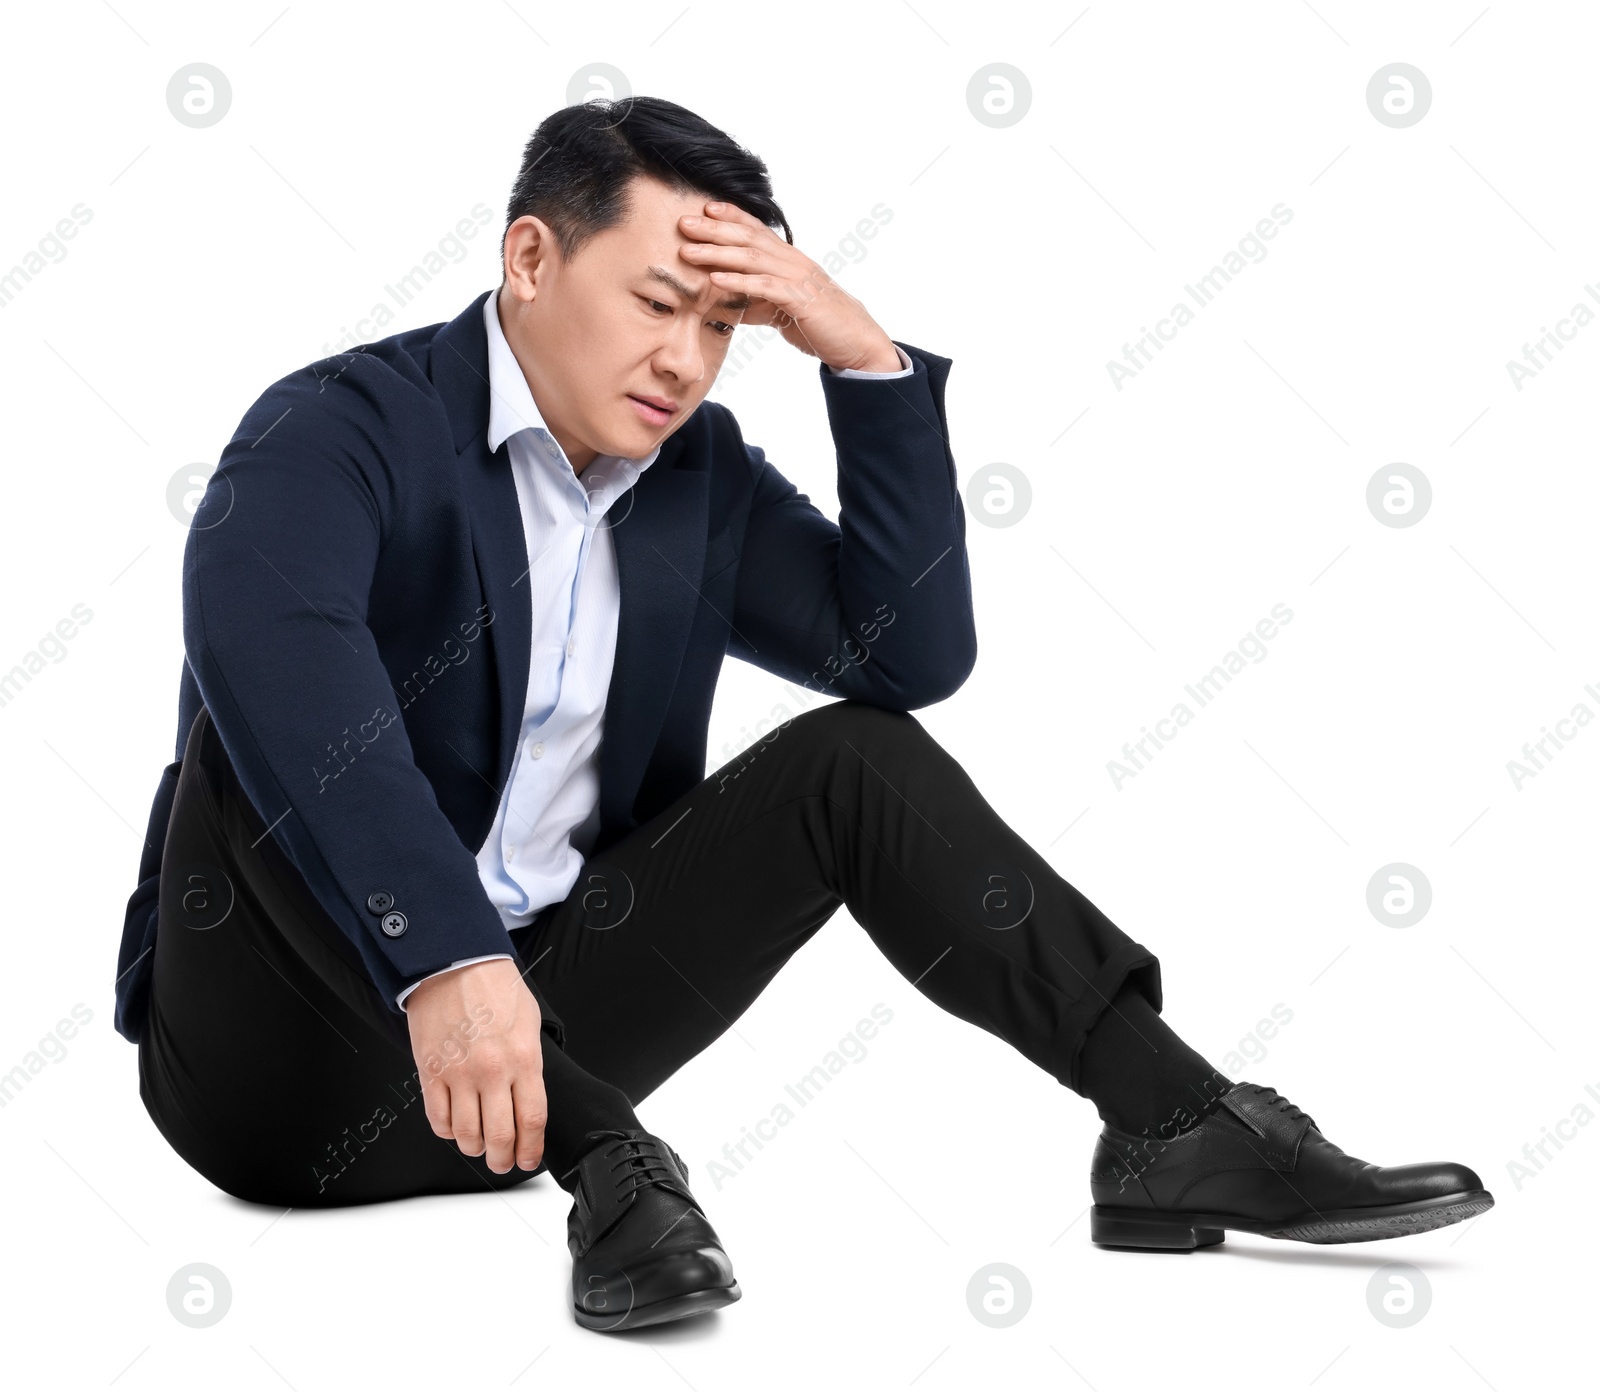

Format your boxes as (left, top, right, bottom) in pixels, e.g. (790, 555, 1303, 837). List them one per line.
(566, 1128, 741, 1331)
(1089, 1082, 1494, 1248)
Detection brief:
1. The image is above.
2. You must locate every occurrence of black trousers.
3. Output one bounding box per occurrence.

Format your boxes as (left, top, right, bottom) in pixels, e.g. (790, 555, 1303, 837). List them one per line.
(139, 697, 1161, 1208)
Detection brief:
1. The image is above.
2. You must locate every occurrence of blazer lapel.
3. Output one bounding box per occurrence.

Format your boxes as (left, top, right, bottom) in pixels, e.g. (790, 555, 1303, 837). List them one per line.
(458, 428, 533, 794)
(431, 294, 533, 805)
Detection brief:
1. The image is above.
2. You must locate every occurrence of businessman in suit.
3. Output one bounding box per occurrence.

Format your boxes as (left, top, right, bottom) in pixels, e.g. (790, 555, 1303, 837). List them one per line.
(117, 96, 1491, 1332)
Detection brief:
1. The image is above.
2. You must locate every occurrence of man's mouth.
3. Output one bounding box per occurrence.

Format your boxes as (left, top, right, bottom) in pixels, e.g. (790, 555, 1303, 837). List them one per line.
(627, 395, 677, 426)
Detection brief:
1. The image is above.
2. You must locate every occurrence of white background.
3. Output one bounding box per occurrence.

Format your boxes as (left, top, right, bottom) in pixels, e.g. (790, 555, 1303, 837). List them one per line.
(1, 1, 1594, 1387)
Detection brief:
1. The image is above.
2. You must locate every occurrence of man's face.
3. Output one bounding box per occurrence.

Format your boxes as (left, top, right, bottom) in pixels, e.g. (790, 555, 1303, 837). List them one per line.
(497, 174, 751, 474)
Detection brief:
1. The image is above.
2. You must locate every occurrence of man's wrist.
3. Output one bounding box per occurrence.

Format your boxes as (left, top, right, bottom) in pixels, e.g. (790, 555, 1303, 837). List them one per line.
(827, 342, 913, 378)
(850, 344, 904, 373)
(397, 953, 516, 1010)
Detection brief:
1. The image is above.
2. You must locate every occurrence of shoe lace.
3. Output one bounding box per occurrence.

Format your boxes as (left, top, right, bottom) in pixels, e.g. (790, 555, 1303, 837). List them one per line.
(594, 1131, 680, 1205)
(1247, 1084, 1312, 1127)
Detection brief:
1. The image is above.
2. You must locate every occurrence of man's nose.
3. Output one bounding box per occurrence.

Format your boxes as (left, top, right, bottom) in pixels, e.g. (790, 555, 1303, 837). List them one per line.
(654, 322, 706, 386)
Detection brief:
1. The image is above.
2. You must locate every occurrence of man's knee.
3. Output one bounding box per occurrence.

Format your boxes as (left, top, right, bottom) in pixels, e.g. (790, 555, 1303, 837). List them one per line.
(786, 699, 928, 758)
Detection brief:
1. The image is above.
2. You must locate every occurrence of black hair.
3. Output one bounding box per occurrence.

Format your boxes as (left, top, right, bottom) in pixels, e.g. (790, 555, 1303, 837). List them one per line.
(502, 96, 793, 268)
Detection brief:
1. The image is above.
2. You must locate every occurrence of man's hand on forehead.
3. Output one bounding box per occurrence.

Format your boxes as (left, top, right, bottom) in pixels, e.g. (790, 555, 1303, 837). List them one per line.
(675, 199, 901, 374)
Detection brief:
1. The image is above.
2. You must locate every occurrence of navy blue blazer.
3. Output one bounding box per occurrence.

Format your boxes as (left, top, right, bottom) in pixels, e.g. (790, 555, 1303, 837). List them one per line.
(114, 290, 976, 1043)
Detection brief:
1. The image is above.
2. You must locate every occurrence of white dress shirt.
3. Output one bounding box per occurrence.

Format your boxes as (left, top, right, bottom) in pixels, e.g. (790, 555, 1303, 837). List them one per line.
(397, 293, 914, 1008)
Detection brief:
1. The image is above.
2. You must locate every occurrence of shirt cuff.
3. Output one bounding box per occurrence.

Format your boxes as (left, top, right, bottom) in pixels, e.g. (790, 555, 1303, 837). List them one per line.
(827, 343, 914, 379)
(396, 953, 516, 1010)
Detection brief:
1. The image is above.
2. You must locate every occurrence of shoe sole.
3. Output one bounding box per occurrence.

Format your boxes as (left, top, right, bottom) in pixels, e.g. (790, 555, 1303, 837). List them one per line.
(573, 1281, 741, 1332)
(1091, 1189, 1494, 1249)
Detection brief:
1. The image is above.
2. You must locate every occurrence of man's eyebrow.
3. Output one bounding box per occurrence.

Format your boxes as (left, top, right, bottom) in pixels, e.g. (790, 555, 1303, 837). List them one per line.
(645, 264, 750, 312)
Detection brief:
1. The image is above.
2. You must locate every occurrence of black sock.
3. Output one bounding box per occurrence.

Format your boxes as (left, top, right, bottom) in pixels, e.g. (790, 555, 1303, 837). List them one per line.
(539, 1040, 644, 1194)
(1076, 981, 1232, 1139)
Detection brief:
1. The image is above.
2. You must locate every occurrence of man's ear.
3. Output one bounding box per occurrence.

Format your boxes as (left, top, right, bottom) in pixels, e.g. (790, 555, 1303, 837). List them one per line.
(502, 215, 552, 305)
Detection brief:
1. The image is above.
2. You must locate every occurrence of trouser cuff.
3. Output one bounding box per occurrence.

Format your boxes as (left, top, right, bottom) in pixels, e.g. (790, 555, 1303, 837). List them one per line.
(1058, 941, 1162, 1093)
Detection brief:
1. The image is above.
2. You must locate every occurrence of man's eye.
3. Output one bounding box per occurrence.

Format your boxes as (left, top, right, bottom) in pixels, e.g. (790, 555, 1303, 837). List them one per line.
(646, 299, 671, 313)
(711, 322, 735, 336)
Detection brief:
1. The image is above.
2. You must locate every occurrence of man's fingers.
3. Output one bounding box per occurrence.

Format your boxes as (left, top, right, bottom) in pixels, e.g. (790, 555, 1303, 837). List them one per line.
(686, 199, 782, 244)
(679, 212, 811, 292)
(705, 269, 803, 312)
(683, 240, 806, 295)
(421, 1073, 453, 1140)
(512, 1075, 548, 1172)
(451, 1085, 485, 1158)
(479, 1083, 518, 1174)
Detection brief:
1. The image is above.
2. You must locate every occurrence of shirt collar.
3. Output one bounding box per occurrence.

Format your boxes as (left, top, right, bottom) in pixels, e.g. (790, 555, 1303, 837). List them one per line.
(481, 293, 661, 497)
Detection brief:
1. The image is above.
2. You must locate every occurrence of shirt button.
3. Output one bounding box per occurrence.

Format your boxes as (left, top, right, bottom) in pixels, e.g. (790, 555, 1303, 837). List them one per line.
(567, 635, 576, 657)
(529, 740, 545, 759)
(505, 847, 515, 863)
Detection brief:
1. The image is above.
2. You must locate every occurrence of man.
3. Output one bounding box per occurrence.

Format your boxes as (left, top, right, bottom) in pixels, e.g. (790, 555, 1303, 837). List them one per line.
(117, 96, 1492, 1333)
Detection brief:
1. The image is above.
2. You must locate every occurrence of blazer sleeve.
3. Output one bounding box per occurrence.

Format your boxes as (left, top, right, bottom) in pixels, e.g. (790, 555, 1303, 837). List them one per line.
(180, 360, 517, 1013)
(721, 340, 977, 709)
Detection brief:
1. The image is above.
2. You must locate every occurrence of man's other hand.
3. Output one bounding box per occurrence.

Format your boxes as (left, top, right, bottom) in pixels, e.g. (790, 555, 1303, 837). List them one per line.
(405, 958, 547, 1174)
